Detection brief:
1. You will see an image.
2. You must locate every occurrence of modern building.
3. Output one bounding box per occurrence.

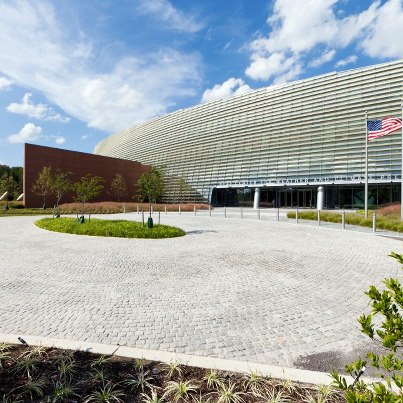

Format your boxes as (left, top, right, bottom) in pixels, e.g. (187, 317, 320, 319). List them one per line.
(95, 60, 403, 209)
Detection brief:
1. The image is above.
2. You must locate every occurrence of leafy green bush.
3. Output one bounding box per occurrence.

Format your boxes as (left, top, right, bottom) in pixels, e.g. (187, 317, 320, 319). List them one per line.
(331, 252, 403, 401)
(35, 218, 186, 239)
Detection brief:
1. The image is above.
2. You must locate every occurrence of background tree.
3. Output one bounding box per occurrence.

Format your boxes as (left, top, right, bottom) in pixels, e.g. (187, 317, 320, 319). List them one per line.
(109, 173, 127, 202)
(175, 176, 191, 203)
(32, 166, 53, 209)
(0, 172, 17, 208)
(52, 169, 72, 207)
(136, 166, 165, 203)
(74, 174, 104, 214)
(10, 167, 23, 195)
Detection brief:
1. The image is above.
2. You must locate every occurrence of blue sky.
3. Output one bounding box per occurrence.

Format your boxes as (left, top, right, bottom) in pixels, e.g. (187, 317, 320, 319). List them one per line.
(1, 0, 402, 167)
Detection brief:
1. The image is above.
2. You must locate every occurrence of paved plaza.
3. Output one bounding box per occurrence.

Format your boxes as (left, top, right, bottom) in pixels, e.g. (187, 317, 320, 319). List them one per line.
(1, 212, 402, 372)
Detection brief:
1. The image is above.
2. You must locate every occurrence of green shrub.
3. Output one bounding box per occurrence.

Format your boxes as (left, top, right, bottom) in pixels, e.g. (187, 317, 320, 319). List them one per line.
(35, 218, 186, 239)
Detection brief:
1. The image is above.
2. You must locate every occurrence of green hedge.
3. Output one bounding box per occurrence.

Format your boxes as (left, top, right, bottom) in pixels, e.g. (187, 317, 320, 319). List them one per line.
(287, 211, 403, 232)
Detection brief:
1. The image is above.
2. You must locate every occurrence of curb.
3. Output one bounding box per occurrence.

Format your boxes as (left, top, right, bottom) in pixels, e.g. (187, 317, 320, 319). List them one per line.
(0, 333, 341, 386)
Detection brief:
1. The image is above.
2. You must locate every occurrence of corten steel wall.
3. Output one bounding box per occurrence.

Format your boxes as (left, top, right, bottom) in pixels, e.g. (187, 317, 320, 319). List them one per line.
(24, 143, 149, 208)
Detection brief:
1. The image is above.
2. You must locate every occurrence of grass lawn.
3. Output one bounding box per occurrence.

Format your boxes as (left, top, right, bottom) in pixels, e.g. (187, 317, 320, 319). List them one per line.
(35, 218, 186, 239)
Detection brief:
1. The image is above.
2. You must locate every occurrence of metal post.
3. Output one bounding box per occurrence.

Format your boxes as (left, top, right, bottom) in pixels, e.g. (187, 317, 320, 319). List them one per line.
(317, 210, 320, 226)
(123, 204, 126, 214)
(224, 206, 226, 218)
(179, 205, 181, 215)
(158, 211, 160, 224)
(401, 101, 403, 221)
(241, 207, 243, 219)
(137, 205, 139, 214)
(194, 205, 196, 216)
(372, 213, 376, 233)
(142, 211, 144, 226)
(276, 208, 279, 222)
(296, 208, 298, 223)
(342, 211, 345, 230)
(165, 205, 167, 215)
(257, 208, 260, 220)
(151, 205, 153, 215)
(365, 111, 369, 219)
(209, 204, 211, 216)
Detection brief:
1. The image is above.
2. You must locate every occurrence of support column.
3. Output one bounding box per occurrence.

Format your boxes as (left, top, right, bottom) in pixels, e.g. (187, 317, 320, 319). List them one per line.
(253, 187, 261, 209)
(317, 186, 324, 211)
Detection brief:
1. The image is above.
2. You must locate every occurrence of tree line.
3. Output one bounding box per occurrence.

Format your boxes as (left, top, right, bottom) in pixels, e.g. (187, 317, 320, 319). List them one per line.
(0, 165, 23, 200)
(31, 166, 165, 209)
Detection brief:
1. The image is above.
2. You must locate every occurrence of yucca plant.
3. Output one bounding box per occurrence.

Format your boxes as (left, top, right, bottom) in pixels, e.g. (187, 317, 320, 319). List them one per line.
(141, 388, 165, 403)
(0, 343, 11, 368)
(203, 369, 224, 389)
(160, 360, 182, 379)
(51, 380, 79, 402)
(16, 377, 46, 401)
(92, 368, 108, 384)
(163, 379, 199, 402)
(84, 381, 124, 403)
(1, 395, 22, 403)
(134, 358, 147, 372)
(125, 368, 155, 392)
(57, 354, 76, 381)
(215, 381, 245, 403)
(256, 388, 292, 403)
(91, 355, 111, 368)
(242, 370, 268, 396)
(192, 392, 213, 403)
(14, 354, 39, 378)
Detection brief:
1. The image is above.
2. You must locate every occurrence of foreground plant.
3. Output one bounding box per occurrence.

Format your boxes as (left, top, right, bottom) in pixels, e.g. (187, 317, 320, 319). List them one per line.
(331, 251, 403, 401)
(242, 370, 268, 396)
(0, 343, 11, 368)
(125, 368, 155, 392)
(204, 369, 224, 389)
(84, 381, 124, 403)
(15, 377, 46, 401)
(160, 360, 182, 379)
(163, 379, 198, 402)
(141, 388, 165, 403)
(215, 381, 245, 403)
(51, 380, 79, 402)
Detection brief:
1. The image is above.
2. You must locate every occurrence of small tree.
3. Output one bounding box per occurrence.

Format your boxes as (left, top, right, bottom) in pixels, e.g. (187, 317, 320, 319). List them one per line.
(0, 173, 17, 208)
(136, 167, 165, 204)
(331, 252, 403, 401)
(74, 174, 104, 214)
(109, 173, 127, 202)
(32, 166, 53, 209)
(51, 169, 72, 207)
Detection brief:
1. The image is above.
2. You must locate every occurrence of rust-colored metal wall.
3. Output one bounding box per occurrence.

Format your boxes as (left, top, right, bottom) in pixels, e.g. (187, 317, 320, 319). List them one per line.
(24, 143, 149, 208)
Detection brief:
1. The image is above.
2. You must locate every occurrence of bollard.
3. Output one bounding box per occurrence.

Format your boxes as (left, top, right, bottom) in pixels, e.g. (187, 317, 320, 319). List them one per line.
(123, 204, 126, 214)
(137, 205, 139, 214)
(342, 211, 345, 230)
(224, 206, 226, 218)
(241, 207, 243, 219)
(158, 211, 160, 224)
(142, 211, 144, 226)
(317, 210, 320, 226)
(296, 209, 298, 223)
(257, 208, 260, 220)
(179, 205, 181, 215)
(151, 205, 153, 215)
(165, 205, 167, 215)
(372, 213, 376, 233)
(276, 208, 279, 222)
(209, 204, 211, 216)
(194, 205, 196, 216)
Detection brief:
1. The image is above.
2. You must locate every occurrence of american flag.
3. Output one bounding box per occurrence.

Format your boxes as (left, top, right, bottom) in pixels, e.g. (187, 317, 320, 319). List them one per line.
(367, 117, 402, 142)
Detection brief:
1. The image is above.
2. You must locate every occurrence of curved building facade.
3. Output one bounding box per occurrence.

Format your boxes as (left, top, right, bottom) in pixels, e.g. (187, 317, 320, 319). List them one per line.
(95, 60, 403, 208)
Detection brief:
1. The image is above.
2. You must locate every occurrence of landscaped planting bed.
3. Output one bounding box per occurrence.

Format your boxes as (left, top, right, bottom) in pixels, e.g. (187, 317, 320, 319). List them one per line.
(0, 343, 345, 402)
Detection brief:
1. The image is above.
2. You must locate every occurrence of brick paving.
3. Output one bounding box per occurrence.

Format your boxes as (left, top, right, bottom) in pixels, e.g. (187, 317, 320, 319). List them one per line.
(0, 213, 402, 370)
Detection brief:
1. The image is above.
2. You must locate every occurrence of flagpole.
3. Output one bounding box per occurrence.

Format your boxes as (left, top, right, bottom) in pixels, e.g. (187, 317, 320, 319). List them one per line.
(401, 101, 403, 221)
(365, 111, 368, 219)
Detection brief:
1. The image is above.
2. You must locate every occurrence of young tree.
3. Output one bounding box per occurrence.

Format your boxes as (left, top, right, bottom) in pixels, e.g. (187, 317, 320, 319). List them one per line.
(109, 173, 127, 202)
(51, 169, 72, 207)
(10, 166, 23, 195)
(136, 166, 165, 203)
(74, 174, 104, 214)
(331, 252, 403, 401)
(32, 166, 53, 209)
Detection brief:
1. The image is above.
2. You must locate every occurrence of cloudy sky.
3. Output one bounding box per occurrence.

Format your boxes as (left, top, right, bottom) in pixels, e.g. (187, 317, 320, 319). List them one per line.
(1, 0, 402, 167)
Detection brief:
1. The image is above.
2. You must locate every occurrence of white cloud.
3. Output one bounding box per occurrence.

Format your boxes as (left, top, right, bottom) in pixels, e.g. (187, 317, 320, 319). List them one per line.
(361, 0, 403, 58)
(0, 76, 12, 90)
(309, 49, 336, 68)
(55, 136, 65, 144)
(335, 55, 358, 68)
(6, 93, 70, 123)
(201, 78, 251, 103)
(137, 0, 203, 33)
(245, 0, 386, 83)
(7, 123, 42, 143)
(246, 52, 301, 82)
(0, 1, 202, 133)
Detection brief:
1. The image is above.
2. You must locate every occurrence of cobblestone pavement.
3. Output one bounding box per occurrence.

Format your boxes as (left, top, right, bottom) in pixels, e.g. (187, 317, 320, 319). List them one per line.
(1, 213, 402, 371)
